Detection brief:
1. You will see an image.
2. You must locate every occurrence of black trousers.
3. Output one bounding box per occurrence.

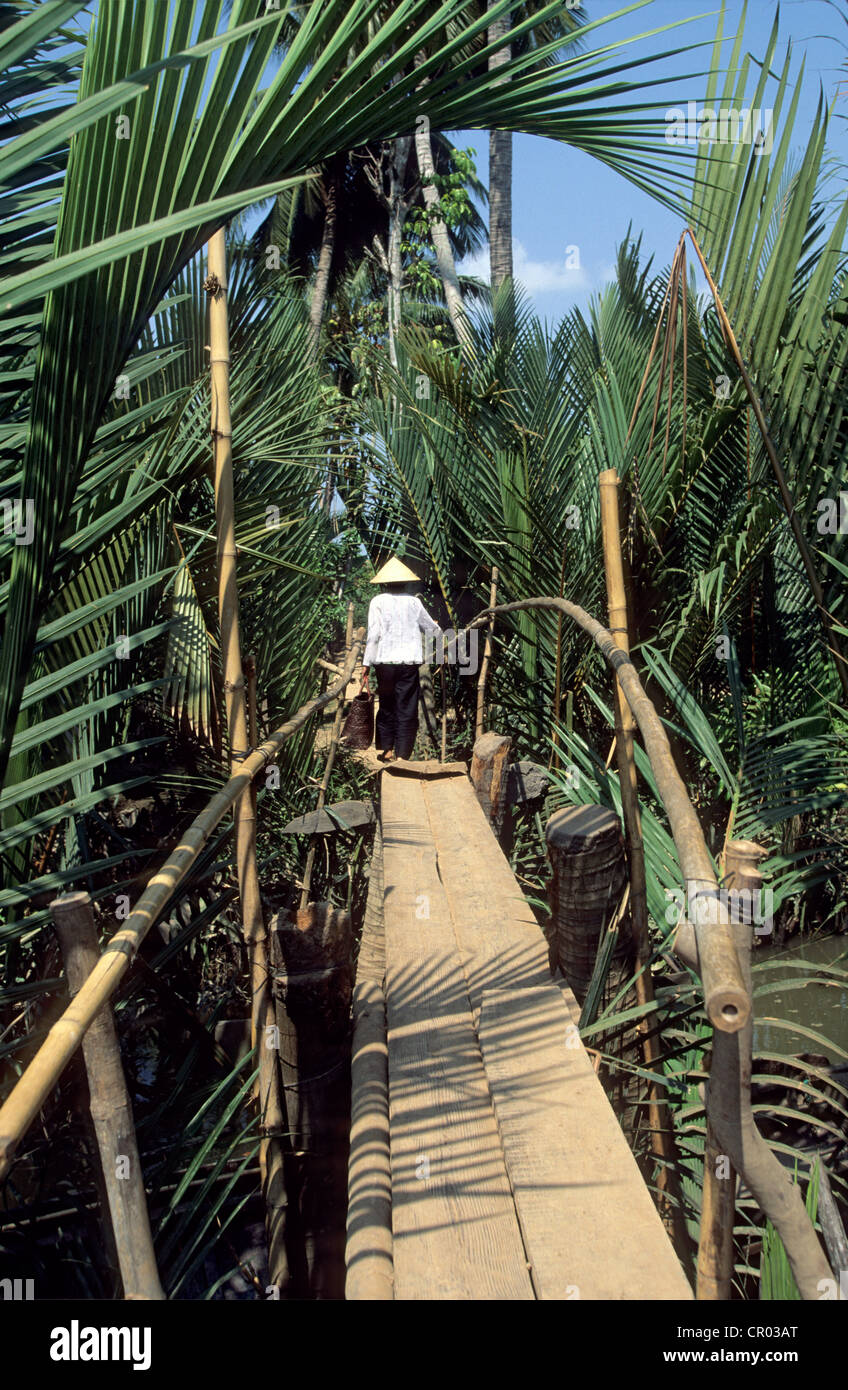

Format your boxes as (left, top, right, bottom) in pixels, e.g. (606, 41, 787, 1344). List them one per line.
(375, 663, 420, 758)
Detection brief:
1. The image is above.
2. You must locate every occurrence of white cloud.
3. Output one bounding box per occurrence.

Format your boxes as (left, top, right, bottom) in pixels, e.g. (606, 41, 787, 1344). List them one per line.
(460, 238, 592, 297)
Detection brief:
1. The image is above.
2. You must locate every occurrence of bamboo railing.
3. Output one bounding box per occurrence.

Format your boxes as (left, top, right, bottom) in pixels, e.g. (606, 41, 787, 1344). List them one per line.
(467, 596, 834, 1300)
(0, 638, 363, 1182)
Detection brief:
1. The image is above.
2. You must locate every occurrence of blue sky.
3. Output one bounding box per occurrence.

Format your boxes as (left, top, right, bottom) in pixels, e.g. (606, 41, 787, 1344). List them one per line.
(456, 0, 848, 323)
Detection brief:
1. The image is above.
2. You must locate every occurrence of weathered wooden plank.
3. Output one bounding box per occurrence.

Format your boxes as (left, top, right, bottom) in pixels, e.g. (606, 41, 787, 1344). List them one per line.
(422, 775, 550, 1017)
(386, 759, 467, 777)
(478, 985, 694, 1301)
(381, 771, 533, 1301)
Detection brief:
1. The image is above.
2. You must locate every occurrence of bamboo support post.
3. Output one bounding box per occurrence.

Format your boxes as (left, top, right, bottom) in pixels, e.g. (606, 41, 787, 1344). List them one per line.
(475, 565, 498, 739)
(550, 543, 567, 771)
(697, 1126, 736, 1301)
(697, 838, 833, 1300)
(599, 468, 688, 1251)
(208, 229, 265, 1046)
(440, 662, 447, 763)
(50, 893, 164, 1301)
(207, 230, 286, 1275)
(300, 603, 354, 910)
(0, 636, 363, 1181)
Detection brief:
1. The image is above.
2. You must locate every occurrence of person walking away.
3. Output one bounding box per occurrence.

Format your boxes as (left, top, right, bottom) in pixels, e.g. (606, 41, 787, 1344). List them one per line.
(362, 556, 441, 761)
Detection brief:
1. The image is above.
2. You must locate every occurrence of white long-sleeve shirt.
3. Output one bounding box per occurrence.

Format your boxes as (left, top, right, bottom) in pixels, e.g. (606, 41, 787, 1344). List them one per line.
(363, 592, 442, 667)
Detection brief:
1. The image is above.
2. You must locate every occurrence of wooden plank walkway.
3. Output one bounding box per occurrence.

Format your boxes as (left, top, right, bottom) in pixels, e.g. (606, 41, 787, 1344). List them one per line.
(367, 763, 693, 1301)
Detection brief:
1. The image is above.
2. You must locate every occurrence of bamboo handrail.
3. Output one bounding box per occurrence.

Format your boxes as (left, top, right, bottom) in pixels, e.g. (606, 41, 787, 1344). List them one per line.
(468, 596, 833, 1300)
(468, 596, 748, 1031)
(0, 637, 363, 1181)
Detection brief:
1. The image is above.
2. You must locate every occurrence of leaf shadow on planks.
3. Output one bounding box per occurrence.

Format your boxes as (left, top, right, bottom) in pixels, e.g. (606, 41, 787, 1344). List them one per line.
(383, 948, 633, 1224)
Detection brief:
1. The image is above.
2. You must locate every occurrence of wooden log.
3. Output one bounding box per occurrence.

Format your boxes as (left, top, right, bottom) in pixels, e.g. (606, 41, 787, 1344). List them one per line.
(345, 979, 393, 1300)
(545, 805, 632, 1004)
(50, 893, 164, 1301)
(346, 822, 392, 1297)
(470, 730, 511, 839)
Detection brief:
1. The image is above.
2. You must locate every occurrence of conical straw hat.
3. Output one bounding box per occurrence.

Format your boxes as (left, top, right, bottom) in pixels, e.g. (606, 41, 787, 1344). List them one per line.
(370, 555, 420, 584)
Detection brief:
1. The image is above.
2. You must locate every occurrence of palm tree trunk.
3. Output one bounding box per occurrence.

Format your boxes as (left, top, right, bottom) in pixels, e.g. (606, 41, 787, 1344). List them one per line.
(413, 120, 473, 353)
(487, 2, 513, 288)
(308, 162, 340, 363)
(387, 136, 412, 370)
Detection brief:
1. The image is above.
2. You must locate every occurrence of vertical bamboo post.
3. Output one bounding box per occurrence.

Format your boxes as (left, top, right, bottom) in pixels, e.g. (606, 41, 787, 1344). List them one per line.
(208, 226, 266, 1052)
(599, 468, 689, 1253)
(550, 541, 567, 771)
(475, 565, 499, 739)
(207, 228, 284, 1279)
(300, 603, 354, 908)
(698, 1127, 736, 1301)
(440, 663, 448, 763)
(50, 893, 164, 1301)
(696, 838, 763, 1299)
(245, 653, 259, 749)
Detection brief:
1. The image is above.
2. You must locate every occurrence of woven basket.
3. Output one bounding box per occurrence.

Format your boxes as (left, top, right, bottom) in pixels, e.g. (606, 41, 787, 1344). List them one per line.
(341, 691, 374, 750)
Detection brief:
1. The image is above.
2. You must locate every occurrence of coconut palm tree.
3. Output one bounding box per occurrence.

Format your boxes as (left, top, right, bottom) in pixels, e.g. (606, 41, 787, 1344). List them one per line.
(486, 0, 588, 289)
(0, 0, 708, 798)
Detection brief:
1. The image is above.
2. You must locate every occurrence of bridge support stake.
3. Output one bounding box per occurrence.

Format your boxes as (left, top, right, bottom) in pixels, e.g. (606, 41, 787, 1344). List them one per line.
(470, 730, 512, 842)
(50, 892, 164, 1301)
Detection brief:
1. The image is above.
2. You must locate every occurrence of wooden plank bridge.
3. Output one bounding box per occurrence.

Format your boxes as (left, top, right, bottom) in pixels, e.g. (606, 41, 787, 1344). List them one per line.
(346, 761, 693, 1301)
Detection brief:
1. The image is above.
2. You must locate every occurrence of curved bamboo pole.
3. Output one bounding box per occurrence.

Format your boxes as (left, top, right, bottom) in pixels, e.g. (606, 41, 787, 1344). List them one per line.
(467, 595, 833, 1300)
(0, 638, 363, 1182)
(468, 596, 748, 1030)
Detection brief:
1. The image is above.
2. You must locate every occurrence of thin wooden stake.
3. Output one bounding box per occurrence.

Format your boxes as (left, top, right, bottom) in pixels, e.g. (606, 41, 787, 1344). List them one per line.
(50, 893, 164, 1301)
(475, 565, 498, 739)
